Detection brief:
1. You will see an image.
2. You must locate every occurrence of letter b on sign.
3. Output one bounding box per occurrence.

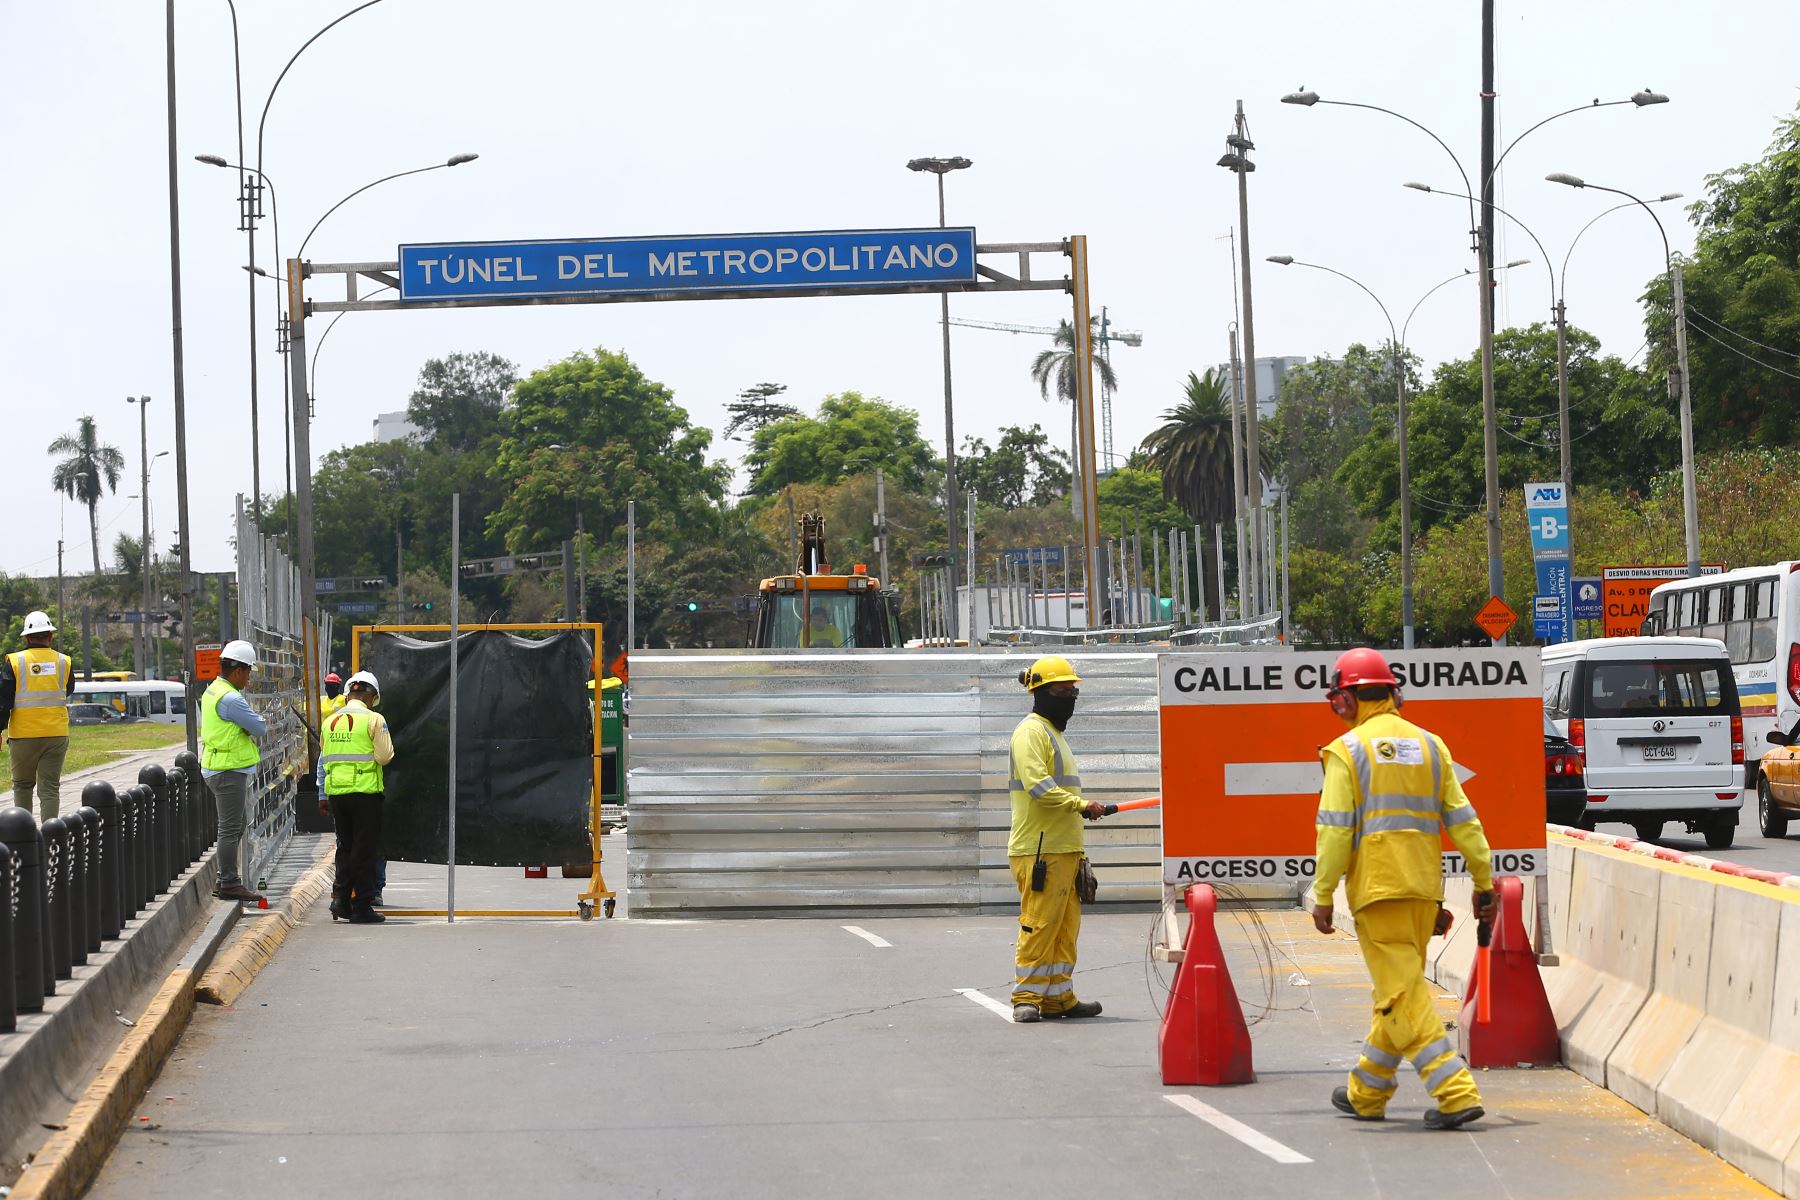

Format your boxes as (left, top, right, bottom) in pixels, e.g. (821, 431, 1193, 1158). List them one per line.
(1538, 516, 1561, 538)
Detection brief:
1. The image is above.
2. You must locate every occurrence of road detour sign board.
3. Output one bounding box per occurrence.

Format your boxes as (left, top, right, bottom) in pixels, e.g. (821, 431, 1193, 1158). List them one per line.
(1158, 649, 1546, 886)
(1601, 563, 1725, 637)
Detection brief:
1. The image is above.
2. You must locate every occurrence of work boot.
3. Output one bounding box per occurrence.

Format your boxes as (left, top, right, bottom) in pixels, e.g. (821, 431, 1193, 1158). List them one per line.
(1424, 1105, 1485, 1130)
(214, 882, 264, 903)
(1012, 1004, 1041, 1023)
(1045, 1001, 1103, 1019)
(348, 905, 386, 925)
(1332, 1086, 1384, 1122)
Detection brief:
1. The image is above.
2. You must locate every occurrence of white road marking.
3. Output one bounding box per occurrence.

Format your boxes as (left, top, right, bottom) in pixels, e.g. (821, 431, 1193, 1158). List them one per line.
(1163, 1094, 1313, 1164)
(1224, 759, 1475, 796)
(841, 925, 892, 948)
(956, 988, 1016, 1022)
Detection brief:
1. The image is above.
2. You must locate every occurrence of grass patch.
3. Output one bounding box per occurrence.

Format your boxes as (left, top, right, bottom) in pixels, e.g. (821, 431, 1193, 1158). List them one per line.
(1, 723, 188, 780)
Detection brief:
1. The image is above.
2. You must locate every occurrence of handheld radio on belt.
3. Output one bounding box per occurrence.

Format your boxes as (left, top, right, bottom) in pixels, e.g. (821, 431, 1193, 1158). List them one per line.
(1030, 833, 1046, 892)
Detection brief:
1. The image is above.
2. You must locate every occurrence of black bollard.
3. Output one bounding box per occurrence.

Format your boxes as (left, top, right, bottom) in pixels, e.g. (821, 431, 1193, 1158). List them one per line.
(0, 810, 46, 1007)
(0, 842, 15, 1031)
(130, 785, 153, 914)
(175, 751, 208, 856)
(77, 805, 102, 954)
(139, 764, 170, 893)
(64, 812, 87, 968)
(87, 782, 121, 940)
(117, 786, 139, 923)
(164, 765, 185, 875)
(40, 817, 71, 982)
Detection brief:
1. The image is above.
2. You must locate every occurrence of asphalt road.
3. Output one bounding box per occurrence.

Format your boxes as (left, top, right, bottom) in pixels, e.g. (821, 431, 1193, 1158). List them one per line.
(1591, 785, 1800, 874)
(84, 868, 1762, 1199)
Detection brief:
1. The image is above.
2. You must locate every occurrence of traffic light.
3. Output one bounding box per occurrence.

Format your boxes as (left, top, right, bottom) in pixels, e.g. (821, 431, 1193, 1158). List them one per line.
(356, 577, 386, 591)
(685, 601, 700, 612)
(410, 602, 434, 611)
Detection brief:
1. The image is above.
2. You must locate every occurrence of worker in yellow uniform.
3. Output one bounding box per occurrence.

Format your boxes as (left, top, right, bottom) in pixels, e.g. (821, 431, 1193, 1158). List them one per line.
(805, 604, 844, 648)
(1311, 647, 1496, 1130)
(1008, 655, 1106, 1023)
(320, 671, 346, 717)
(1, 611, 75, 817)
(321, 671, 394, 925)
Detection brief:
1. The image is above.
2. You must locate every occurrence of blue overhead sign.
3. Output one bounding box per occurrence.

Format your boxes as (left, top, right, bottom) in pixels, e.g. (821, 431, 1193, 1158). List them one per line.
(398, 227, 979, 302)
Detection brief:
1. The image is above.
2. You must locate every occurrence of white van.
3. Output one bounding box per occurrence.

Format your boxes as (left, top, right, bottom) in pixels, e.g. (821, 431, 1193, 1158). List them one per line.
(73, 680, 188, 726)
(1644, 563, 1799, 791)
(1541, 637, 1743, 848)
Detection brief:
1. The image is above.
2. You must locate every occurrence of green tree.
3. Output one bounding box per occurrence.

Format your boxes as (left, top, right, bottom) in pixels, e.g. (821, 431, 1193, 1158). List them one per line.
(1271, 345, 1412, 557)
(1287, 545, 1374, 645)
(959, 424, 1070, 510)
(722, 382, 799, 442)
(745, 392, 937, 498)
(1659, 103, 1800, 447)
(1029, 319, 1118, 514)
(406, 351, 517, 449)
(49, 415, 126, 575)
(490, 347, 728, 554)
(1139, 370, 1244, 608)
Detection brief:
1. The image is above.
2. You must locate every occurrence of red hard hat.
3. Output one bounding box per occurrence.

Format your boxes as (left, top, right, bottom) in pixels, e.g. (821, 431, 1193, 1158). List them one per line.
(1330, 647, 1399, 690)
(324, 672, 341, 684)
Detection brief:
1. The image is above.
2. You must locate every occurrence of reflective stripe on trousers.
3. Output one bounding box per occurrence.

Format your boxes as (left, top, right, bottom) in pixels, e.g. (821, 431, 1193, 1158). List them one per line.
(1010, 851, 1083, 1014)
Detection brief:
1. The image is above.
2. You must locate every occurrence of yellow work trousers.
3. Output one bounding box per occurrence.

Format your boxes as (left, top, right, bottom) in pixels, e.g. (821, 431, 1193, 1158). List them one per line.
(1345, 898, 1483, 1117)
(1010, 851, 1083, 1013)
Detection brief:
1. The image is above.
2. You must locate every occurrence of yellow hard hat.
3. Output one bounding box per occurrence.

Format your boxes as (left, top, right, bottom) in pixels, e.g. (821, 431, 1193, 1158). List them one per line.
(1018, 655, 1081, 691)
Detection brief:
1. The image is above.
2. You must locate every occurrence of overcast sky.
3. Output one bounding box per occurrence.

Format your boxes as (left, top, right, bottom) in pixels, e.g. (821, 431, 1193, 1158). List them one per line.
(3, 0, 1795, 578)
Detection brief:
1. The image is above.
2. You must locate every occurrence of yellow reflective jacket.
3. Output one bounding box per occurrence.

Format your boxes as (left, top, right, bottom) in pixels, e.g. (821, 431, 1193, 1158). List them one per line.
(1008, 712, 1086, 857)
(1312, 698, 1492, 910)
(7, 647, 72, 738)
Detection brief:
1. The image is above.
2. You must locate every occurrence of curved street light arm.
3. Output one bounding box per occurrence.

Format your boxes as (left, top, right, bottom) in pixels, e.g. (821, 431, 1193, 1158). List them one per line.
(299, 162, 451, 260)
(1489, 99, 1636, 189)
(256, 0, 390, 172)
(1307, 99, 1477, 231)
(1409, 185, 1555, 310)
(1560, 196, 1679, 297)
(1274, 258, 1397, 346)
(311, 283, 395, 383)
(1553, 179, 1672, 271)
(1402, 270, 1474, 347)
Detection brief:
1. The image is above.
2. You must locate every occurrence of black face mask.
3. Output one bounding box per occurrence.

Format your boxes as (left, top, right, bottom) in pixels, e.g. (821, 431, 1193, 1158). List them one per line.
(1034, 691, 1078, 730)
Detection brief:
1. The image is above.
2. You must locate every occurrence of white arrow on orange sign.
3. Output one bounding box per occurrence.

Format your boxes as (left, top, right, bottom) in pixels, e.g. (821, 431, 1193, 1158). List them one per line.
(1223, 760, 1476, 797)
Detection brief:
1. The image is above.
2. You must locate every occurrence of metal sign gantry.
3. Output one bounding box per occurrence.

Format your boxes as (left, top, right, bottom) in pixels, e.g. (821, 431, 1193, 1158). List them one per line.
(284, 230, 1104, 641)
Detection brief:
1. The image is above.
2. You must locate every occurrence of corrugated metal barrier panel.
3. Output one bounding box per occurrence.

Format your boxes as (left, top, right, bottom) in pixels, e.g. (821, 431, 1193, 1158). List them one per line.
(626, 648, 1170, 916)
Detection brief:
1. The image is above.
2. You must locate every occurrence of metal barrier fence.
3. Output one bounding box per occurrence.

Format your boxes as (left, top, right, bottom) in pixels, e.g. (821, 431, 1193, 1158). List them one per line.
(984, 611, 1283, 648)
(231, 500, 321, 889)
(626, 648, 1193, 916)
(0, 755, 216, 1031)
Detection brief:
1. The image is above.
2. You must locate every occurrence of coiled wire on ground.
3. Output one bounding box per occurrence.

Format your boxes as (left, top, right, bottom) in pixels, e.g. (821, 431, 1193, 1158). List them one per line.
(1144, 885, 1318, 1028)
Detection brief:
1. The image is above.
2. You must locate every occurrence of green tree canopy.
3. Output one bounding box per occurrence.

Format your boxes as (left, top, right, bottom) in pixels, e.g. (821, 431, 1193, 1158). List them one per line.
(489, 346, 728, 552)
(744, 392, 938, 498)
(49, 415, 125, 575)
(406, 351, 517, 449)
(959, 424, 1070, 510)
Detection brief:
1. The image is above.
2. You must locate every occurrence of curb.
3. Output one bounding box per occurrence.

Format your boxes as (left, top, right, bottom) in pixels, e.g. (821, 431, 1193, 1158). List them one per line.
(7, 896, 242, 1200)
(196, 840, 335, 1007)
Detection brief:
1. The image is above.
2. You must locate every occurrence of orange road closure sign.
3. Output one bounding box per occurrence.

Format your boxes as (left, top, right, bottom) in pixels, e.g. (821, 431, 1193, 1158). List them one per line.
(1601, 563, 1726, 637)
(194, 643, 222, 682)
(1474, 596, 1517, 641)
(1158, 650, 1547, 887)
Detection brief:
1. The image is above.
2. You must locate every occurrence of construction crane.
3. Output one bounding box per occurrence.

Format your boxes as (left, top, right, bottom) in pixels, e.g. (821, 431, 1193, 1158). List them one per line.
(946, 307, 1143, 467)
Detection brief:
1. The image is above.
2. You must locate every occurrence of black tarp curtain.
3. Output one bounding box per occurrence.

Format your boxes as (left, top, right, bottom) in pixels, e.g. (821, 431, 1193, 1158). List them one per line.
(363, 630, 592, 866)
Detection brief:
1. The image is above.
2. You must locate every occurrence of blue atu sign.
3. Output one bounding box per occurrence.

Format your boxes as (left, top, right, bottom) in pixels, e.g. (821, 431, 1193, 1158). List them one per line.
(398, 227, 979, 302)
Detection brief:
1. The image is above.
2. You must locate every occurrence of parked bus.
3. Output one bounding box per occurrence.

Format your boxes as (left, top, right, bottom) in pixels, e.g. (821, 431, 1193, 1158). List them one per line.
(1644, 563, 1796, 789)
(72, 680, 187, 725)
(85, 670, 140, 683)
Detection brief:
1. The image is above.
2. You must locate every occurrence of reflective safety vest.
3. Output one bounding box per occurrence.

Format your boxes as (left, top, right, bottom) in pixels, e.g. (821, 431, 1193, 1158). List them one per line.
(6, 647, 71, 738)
(1319, 711, 1479, 906)
(321, 706, 383, 795)
(1007, 712, 1086, 857)
(320, 693, 345, 718)
(200, 678, 260, 771)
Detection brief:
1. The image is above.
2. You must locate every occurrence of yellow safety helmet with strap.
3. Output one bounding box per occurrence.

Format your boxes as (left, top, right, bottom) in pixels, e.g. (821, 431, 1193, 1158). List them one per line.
(1018, 655, 1081, 691)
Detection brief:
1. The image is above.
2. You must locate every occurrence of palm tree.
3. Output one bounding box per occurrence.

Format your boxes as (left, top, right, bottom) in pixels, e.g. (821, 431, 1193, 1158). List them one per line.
(1028, 319, 1118, 516)
(50, 416, 125, 576)
(1141, 369, 1240, 613)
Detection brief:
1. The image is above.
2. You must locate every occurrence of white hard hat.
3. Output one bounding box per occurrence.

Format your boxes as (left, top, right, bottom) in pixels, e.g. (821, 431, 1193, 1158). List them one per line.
(22, 611, 56, 636)
(346, 670, 380, 694)
(220, 639, 257, 668)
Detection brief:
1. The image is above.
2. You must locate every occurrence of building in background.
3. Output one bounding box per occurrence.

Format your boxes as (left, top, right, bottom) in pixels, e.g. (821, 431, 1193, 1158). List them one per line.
(373, 411, 422, 443)
(1215, 355, 1308, 421)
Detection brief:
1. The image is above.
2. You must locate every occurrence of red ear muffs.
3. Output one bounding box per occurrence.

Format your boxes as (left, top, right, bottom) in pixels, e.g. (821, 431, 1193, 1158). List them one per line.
(1327, 688, 1358, 721)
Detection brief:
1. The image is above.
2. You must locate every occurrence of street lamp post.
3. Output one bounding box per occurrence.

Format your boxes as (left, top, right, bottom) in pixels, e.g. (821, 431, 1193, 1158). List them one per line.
(1217, 103, 1266, 615)
(1268, 257, 1531, 648)
(1547, 173, 1700, 577)
(1283, 86, 1670, 633)
(126, 396, 153, 678)
(906, 155, 971, 629)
